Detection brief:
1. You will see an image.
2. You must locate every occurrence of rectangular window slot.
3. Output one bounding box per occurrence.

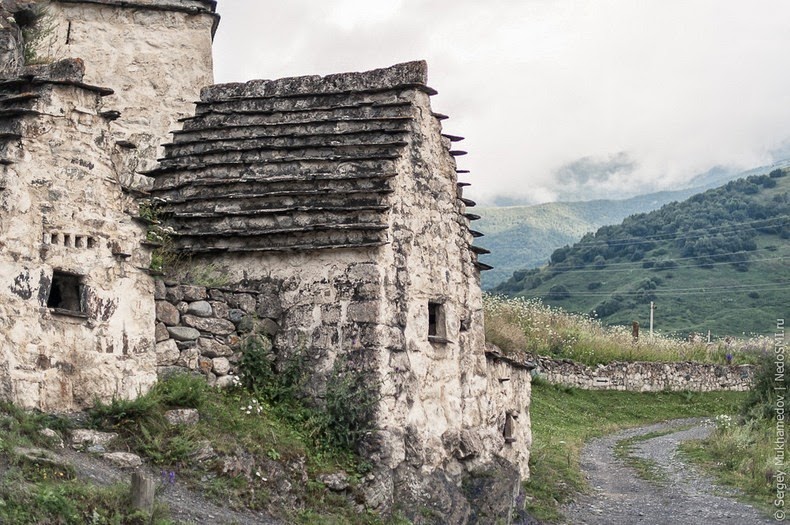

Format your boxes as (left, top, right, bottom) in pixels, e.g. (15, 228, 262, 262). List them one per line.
(504, 413, 516, 443)
(47, 270, 87, 316)
(50, 233, 60, 245)
(75, 236, 84, 248)
(428, 301, 450, 343)
(87, 237, 96, 249)
(63, 234, 72, 247)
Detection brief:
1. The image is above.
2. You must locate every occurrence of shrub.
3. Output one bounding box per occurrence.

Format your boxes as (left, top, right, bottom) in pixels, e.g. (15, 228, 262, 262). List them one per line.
(742, 352, 790, 420)
(322, 351, 380, 452)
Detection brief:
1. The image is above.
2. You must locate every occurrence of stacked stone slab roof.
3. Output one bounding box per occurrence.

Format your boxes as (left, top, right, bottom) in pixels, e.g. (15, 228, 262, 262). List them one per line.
(0, 59, 113, 166)
(148, 61, 489, 265)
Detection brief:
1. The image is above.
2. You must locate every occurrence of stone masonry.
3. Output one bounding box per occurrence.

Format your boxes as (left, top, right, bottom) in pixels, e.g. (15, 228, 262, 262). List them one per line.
(0, 3, 534, 521)
(537, 356, 754, 392)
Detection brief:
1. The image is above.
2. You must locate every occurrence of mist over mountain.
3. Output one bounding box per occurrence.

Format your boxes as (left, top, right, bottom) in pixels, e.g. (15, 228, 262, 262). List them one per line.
(476, 159, 790, 289)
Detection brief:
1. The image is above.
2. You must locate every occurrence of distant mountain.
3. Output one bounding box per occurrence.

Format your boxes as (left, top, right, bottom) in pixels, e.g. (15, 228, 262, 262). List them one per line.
(491, 169, 790, 337)
(477, 188, 701, 288)
(476, 158, 790, 289)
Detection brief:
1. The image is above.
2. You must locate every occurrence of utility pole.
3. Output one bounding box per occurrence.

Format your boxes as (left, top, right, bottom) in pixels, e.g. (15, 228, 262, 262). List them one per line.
(649, 301, 655, 338)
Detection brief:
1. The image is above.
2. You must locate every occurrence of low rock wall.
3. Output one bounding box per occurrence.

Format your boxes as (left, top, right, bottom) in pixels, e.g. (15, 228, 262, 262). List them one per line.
(152, 280, 278, 387)
(536, 356, 754, 392)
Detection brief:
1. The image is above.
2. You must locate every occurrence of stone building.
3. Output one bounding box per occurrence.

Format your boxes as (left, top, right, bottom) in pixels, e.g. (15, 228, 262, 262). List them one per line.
(0, 1, 533, 520)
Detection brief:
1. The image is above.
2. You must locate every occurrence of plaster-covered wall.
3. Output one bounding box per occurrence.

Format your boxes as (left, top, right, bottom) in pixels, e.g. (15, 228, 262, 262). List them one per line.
(43, 0, 216, 180)
(0, 68, 155, 411)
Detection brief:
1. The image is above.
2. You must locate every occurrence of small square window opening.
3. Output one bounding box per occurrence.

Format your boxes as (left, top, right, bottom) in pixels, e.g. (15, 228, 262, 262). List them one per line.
(47, 271, 85, 314)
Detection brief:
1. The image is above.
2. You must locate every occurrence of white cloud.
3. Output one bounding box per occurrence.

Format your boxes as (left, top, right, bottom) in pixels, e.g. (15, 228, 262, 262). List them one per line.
(212, 0, 790, 204)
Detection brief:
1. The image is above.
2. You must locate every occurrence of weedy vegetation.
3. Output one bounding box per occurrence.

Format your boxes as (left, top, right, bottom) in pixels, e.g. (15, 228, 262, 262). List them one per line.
(484, 293, 768, 365)
(680, 351, 788, 513)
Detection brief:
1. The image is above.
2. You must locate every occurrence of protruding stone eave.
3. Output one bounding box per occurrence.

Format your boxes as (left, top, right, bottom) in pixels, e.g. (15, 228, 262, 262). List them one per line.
(178, 240, 388, 254)
(143, 153, 401, 177)
(172, 223, 389, 238)
(200, 61, 429, 102)
(161, 133, 410, 156)
(485, 351, 537, 371)
(54, 0, 220, 36)
(442, 134, 464, 142)
(169, 204, 391, 219)
(162, 187, 394, 204)
(172, 115, 413, 134)
(152, 171, 399, 192)
(474, 261, 494, 271)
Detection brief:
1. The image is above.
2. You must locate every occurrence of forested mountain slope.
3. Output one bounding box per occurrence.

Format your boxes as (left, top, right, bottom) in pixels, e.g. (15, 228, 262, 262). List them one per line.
(493, 170, 790, 336)
(477, 188, 701, 288)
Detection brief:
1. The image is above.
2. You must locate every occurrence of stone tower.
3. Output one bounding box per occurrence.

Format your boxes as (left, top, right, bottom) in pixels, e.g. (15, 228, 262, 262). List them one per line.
(33, 0, 218, 181)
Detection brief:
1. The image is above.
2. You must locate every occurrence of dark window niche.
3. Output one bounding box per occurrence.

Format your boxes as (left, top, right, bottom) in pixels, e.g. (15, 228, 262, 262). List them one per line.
(504, 412, 517, 443)
(428, 301, 448, 343)
(47, 271, 87, 317)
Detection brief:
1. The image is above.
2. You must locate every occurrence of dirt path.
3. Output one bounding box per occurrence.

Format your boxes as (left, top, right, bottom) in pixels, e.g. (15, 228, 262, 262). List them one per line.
(61, 448, 281, 524)
(561, 418, 773, 525)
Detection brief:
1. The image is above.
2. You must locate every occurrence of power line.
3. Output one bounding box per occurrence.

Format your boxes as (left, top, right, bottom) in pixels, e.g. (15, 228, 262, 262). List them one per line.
(540, 254, 789, 275)
(562, 215, 789, 249)
(523, 281, 790, 298)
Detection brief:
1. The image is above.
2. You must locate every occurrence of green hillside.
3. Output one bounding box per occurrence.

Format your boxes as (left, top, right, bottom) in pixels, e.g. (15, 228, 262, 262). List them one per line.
(476, 188, 703, 288)
(493, 169, 790, 337)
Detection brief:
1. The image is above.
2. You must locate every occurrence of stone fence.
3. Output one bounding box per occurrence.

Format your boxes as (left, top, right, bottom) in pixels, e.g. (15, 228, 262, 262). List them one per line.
(536, 356, 754, 392)
(153, 280, 279, 387)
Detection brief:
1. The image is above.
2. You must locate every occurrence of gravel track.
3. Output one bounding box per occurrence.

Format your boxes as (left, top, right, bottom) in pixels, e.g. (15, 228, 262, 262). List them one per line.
(561, 418, 773, 525)
(61, 448, 281, 524)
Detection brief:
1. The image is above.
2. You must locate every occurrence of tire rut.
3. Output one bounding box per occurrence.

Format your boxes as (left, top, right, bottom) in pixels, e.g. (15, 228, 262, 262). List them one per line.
(560, 418, 772, 525)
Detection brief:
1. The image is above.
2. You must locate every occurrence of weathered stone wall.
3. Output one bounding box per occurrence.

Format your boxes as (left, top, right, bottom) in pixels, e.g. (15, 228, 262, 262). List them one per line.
(146, 62, 532, 520)
(537, 356, 754, 391)
(43, 0, 217, 182)
(0, 63, 156, 411)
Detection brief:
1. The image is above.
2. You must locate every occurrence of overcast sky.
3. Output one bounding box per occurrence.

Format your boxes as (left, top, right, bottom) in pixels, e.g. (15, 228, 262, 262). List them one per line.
(212, 1, 790, 205)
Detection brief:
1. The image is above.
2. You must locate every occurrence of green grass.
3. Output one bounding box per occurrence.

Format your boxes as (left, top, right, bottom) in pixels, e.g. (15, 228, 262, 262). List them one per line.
(612, 427, 695, 486)
(524, 379, 746, 521)
(0, 401, 173, 524)
(0, 374, 399, 524)
(679, 418, 776, 513)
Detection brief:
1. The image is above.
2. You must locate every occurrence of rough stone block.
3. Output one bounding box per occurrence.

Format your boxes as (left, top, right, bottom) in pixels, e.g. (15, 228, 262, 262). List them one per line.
(154, 279, 167, 300)
(228, 308, 245, 324)
(180, 285, 207, 301)
(215, 375, 236, 389)
(165, 286, 183, 303)
(347, 301, 379, 323)
(155, 339, 180, 366)
(71, 429, 117, 449)
(230, 293, 256, 313)
(177, 348, 200, 370)
(212, 357, 230, 375)
(197, 337, 233, 358)
(155, 301, 180, 326)
(167, 326, 201, 341)
(102, 452, 142, 468)
(164, 408, 200, 426)
(209, 301, 229, 319)
(208, 289, 226, 301)
(155, 322, 169, 343)
(256, 295, 283, 318)
(187, 300, 212, 317)
(182, 315, 235, 335)
(198, 356, 213, 374)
